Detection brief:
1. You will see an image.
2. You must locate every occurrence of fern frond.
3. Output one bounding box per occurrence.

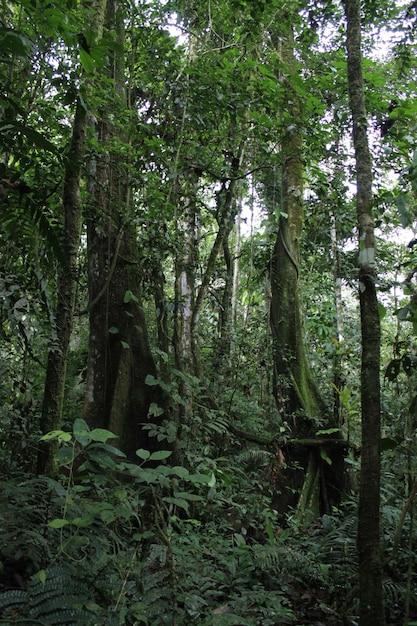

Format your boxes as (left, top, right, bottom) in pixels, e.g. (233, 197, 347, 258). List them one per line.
(237, 449, 273, 469)
(0, 566, 93, 625)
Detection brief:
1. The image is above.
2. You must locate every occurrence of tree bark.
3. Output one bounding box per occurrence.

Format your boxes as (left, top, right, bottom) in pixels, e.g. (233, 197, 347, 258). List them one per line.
(37, 0, 107, 474)
(269, 19, 345, 521)
(344, 0, 385, 624)
(269, 25, 326, 423)
(82, 0, 162, 459)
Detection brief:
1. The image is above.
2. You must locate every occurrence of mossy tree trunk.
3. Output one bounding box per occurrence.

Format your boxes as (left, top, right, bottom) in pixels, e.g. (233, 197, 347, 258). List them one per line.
(37, 0, 107, 475)
(269, 23, 326, 425)
(82, 0, 162, 459)
(269, 19, 343, 520)
(344, 0, 385, 623)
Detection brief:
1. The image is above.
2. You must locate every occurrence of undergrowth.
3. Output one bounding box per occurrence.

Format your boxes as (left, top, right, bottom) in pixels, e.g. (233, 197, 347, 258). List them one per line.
(0, 420, 416, 625)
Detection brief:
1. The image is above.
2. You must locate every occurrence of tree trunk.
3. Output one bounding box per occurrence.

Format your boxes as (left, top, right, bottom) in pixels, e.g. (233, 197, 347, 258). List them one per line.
(269, 20, 344, 521)
(269, 25, 326, 424)
(190, 146, 244, 377)
(37, 0, 107, 474)
(174, 169, 199, 375)
(82, 0, 162, 459)
(344, 0, 385, 623)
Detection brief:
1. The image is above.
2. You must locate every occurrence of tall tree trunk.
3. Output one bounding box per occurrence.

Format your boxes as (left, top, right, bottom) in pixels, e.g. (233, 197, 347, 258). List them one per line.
(37, 0, 107, 474)
(174, 169, 199, 375)
(82, 0, 162, 459)
(330, 207, 345, 427)
(269, 20, 345, 521)
(344, 0, 385, 623)
(269, 25, 326, 422)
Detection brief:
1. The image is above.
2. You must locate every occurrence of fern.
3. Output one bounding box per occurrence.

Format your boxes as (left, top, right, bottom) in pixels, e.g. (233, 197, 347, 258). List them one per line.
(254, 543, 324, 586)
(0, 476, 64, 579)
(0, 566, 93, 625)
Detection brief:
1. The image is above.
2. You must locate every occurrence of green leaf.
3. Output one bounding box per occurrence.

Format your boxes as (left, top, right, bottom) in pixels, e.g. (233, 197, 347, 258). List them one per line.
(149, 450, 172, 461)
(170, 466, 190, 479)
(123, 289, 139, 304)
(108, 326, 119, 334)
(73, 418, 91, 447)
(56, 447, 76, 466)
(188, 472, 213, 485)
(320, 449, 332, 465)
(71, 516, 94, 527)
(378, 303, 386, 320)
(79, 47, 96, 73)
(163, 496, 190, 513)
(136, 448, 151, 461)
(37, 569, 47, 585)
(121, 340, 130, 349)
(315, 428, 341, 436)
(39, 430, 72, 443)
(89, 442, 125, 457)
(4, 121, 59, 154)
(0, 28, 33, 57)
(148, 402, 164, 417)
(89, 428, 118, 442)
(145, 373, 171, 392)
(172, 491, 202, 502)
(48, 518, 70, 529)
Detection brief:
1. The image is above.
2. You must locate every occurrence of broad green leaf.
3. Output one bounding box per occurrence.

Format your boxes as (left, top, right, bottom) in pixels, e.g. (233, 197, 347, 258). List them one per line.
(145, 374, 159, 386)
(71, 516, 94, 527)
(48, 518, 70, 529)
(39, 430, 71, 442)
(172, 491, 202, 502)
(56, 447, 76, 466)
(90, 428, 118, 442)
(188, 472, 212, 485)
(0, 28, 33, 56)
(170, 466, 190, 479)
(136, 448, 151, 461)
(148, 402, 164, 417)
(378, 303, 386, 320)
(73, 418, 91, 446)
(89, 442, 125, 457)
(79, 48, 96, 73)
(5, 121, 58, 154)
(149, 450, 172, 461)
(123, 289, 139, 304)
(163, 496, 189, 513)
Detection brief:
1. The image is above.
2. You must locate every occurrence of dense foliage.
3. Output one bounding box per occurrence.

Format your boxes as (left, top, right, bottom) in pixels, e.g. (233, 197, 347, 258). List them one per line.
(1, 0, 417, 624)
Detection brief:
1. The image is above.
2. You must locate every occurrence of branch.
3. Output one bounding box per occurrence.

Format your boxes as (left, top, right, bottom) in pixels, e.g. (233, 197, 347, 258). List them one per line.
(226, 422, 350, 451)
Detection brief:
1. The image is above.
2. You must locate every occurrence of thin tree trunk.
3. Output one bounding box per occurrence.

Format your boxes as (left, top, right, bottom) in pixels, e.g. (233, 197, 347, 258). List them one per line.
(330, 208, 345, 427)
(37, 0, 107, 474)
(344, 0, 384, 623)
(190, 146, 244, 376)
(175, 169, 199, 374)
(231, 213, 240, 329)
